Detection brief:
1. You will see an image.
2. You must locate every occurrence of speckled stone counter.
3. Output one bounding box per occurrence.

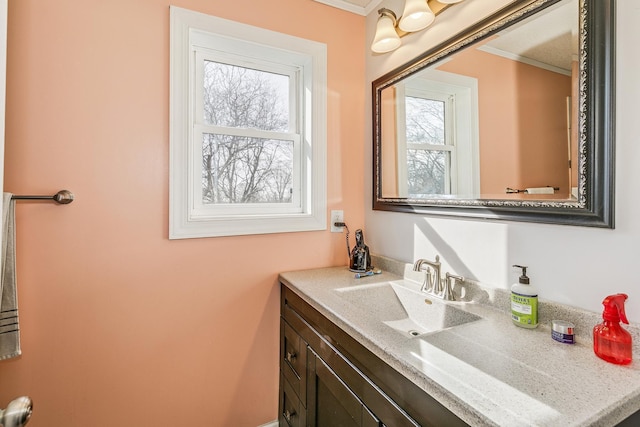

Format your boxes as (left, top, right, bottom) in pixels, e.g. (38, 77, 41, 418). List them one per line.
(279, 257, 640, 427)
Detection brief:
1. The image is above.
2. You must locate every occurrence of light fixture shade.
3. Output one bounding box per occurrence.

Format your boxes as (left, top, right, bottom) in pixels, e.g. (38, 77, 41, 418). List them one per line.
(371, 10, 401, 53)
(399, 0, 435, 33)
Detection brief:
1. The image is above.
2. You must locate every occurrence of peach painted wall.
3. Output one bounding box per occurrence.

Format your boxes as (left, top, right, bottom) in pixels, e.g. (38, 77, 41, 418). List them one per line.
(380, 87, 399, 197)
(0, 0, 365, 426)
(439, 46, 571, 197)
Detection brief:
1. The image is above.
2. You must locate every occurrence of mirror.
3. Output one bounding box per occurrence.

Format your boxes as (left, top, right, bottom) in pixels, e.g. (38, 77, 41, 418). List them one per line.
(373, 0, 615, 227)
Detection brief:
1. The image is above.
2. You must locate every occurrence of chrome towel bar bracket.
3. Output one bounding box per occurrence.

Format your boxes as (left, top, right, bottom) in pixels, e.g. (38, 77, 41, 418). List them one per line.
(11, 190, 74, 204)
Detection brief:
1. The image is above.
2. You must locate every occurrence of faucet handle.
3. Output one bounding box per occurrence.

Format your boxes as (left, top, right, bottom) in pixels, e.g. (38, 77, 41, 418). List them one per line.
(442, 273, 464, 301)
(420, 267, 433, 293)
(413, 256, 442, 295)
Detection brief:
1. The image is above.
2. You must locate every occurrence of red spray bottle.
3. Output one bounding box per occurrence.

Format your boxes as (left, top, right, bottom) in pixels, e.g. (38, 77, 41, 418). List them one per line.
(593, 293, 632, 365)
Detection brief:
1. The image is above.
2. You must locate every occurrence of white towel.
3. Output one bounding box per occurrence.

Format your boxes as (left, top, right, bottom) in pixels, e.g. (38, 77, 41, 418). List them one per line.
(525, 187, 555, 194)
(1, 192, 21, 360)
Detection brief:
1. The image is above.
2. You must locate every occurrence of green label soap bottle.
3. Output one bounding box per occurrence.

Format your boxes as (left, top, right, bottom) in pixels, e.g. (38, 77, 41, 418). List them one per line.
(511, 265, 538, 328)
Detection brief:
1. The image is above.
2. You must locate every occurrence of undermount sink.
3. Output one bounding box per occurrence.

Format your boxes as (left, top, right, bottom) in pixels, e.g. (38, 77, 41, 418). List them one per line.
(335, 281, 481, 337)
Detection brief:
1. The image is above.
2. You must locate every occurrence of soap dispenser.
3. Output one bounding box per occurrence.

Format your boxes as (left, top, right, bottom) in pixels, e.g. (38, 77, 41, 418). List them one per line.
(593, 293, 632, 365)
(511, 265, 538, 328)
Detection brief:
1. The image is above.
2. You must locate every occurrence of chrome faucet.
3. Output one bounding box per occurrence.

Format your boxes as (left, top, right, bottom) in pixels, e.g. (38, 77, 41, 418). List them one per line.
(413, 256, 463, 301)
(413, 255, 441, 294)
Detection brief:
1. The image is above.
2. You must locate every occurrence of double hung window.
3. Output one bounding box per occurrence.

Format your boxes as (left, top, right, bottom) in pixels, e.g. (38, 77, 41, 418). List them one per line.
(403, 89, 456, 196)
(170, 7, 327, 238)
(395, 72, 480, 198)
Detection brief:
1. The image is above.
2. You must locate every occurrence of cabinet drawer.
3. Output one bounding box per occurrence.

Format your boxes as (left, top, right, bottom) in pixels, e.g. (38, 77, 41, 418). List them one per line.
(280, 373, 306, 427)
(281, 319, 307, 404)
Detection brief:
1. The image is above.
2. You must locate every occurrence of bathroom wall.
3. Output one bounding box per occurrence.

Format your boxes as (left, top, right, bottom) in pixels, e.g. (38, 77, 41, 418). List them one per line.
(0, 0, 364, 425)
(437, 46, 571, 196)
(366, 0, 640, 322)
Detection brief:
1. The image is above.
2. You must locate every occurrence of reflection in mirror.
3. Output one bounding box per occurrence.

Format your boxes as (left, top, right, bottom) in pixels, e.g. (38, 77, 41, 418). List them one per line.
(380, 0, 577, 200)
(373, 0, 615, 227)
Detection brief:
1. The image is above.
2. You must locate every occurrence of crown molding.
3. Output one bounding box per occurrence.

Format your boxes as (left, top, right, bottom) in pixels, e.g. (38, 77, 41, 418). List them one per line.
(312, 0, 383, 16)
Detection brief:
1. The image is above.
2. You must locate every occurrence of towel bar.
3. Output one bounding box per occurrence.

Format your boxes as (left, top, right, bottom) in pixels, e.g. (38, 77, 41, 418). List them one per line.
(11, 190, 74, 204)
(506, 187, 559, 194)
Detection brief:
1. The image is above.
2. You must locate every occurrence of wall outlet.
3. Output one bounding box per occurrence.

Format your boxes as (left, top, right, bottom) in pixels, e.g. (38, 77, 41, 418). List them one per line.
(330, 210, 344, 232)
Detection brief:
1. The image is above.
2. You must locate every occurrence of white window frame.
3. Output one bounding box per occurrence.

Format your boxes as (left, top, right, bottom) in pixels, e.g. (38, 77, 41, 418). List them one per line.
(396, 70, 480, 198)
(170, 6, 327, 239)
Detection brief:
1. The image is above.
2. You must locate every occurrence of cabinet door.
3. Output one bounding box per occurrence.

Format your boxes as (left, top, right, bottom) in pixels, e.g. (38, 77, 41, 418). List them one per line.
(307, 349, 383, 427)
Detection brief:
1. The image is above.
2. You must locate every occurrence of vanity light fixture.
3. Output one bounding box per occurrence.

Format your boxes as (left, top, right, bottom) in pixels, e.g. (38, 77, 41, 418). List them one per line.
(371, 0, 464, 53)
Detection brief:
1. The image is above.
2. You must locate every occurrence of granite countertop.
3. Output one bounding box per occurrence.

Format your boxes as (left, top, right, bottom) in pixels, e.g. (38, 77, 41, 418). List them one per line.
(279, 258, 640, 427)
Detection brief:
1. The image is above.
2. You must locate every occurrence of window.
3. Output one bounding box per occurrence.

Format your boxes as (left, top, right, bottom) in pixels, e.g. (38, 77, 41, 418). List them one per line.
(404, 90, 455, 196)
(170, 7, 327, 238)
(395, 71, 480, 198)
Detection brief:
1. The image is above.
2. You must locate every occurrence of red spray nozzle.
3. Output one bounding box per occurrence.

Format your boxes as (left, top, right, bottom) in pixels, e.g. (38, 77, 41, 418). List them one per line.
(602, 293, 629, 324)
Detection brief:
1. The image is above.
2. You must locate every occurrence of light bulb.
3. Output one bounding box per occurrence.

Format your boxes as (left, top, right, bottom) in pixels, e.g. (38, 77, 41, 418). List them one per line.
(399, 0, 435, 32)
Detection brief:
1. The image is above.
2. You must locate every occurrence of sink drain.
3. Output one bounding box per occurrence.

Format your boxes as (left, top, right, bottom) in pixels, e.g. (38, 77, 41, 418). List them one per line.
(408, 330, 421, 337)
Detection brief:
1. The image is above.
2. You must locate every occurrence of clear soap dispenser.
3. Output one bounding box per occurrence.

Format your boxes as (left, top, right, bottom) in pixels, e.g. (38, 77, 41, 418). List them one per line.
(593, 293, 632, 365)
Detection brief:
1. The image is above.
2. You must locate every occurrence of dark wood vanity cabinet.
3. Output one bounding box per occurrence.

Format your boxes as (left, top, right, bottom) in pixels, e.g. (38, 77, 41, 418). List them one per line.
(279, 283, 468, 427)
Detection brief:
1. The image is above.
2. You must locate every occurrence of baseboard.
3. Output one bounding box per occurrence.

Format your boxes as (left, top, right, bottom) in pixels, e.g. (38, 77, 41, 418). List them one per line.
(257, 420, 278, 427)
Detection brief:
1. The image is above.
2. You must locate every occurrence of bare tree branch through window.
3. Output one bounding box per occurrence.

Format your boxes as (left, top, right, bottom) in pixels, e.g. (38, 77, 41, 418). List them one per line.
(201, 61, 294, 204)
(405, 96, 449, 196)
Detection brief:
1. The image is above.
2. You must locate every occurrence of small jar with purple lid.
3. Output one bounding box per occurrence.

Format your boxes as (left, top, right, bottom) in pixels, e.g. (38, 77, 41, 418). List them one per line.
(551, 320, 575, 344)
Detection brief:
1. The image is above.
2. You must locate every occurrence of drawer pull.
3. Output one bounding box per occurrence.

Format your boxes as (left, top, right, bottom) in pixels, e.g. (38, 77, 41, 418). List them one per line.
(286, 351, 297, 363)
(284, 409, 296, 422)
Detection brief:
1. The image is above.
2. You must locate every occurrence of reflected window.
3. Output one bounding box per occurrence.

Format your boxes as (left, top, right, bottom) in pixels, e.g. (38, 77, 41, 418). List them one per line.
(390, 71, 480, 199)
(404, 93, 454, 196)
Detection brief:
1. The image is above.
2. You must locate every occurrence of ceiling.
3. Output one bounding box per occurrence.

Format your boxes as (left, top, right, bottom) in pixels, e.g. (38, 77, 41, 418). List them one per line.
(481, 0, 577, 73)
